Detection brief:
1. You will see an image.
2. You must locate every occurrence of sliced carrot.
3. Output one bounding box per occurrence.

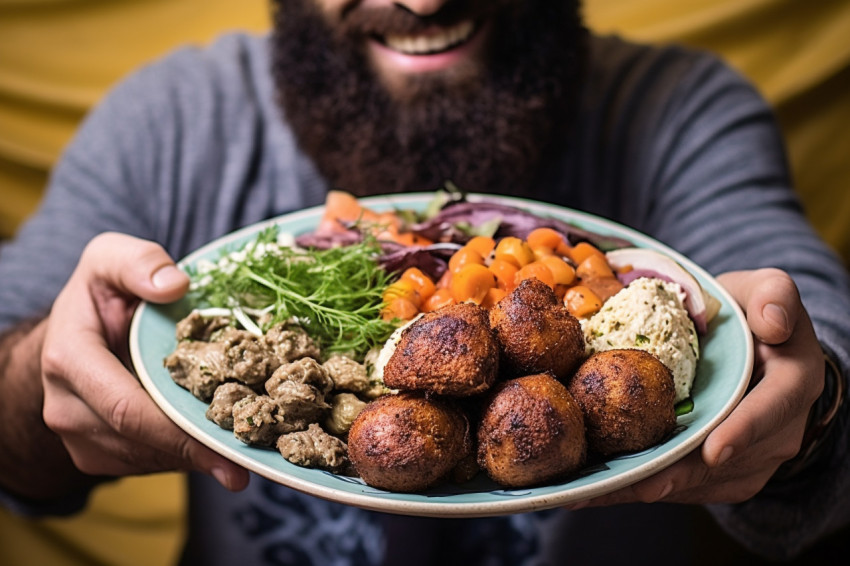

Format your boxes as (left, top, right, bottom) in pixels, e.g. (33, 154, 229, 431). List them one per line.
(422, 288, 456, 312)
(400, 267, 436, 301)
(563, 285, 603, 318)
(450, 263, 496, 304)
(494, 237, 535, 268)
(488, 258, 519, 292)
(392, 231, 434, 246)
(556, 240, 573, 257)
(448, 246, 485, 273)
(480, 287, 507, 310)
(576, 253, 615, 281)
(526, 227, 565, 253)
(382, 279, 422, 309)
(539, 255, 576, 286)
(569, 241, 606, 265)
(514, 261, 556, 289)
(382, 297, 420, 321)
(582, 276, 624, 303)
(464, 236, 496, 258)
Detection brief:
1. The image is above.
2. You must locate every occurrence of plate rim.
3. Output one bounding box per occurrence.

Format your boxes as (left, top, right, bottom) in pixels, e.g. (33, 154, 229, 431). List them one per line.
(129, 192, 753, 517)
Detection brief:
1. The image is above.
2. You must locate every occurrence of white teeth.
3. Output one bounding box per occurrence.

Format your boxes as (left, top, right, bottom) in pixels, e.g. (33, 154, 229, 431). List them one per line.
(384, 20, 475, 55)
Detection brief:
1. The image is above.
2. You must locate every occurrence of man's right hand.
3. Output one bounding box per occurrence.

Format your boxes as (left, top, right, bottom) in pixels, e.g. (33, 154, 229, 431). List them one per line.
(40, 232, 249, 491)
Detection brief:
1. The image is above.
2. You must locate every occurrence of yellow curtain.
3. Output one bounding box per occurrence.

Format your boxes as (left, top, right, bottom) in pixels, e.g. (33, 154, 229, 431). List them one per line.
(585, 0, 850, 264)
(0, 0, 271, 238)
(0, 3, 270, 565)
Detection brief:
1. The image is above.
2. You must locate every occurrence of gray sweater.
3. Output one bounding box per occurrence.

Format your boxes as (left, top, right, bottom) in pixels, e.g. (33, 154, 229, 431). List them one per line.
(1, 32, 848, 564)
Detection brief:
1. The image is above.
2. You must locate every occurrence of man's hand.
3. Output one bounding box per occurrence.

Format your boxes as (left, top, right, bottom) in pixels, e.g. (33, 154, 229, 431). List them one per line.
(568, 268, 824, 508)
(40, 233, 249, 491)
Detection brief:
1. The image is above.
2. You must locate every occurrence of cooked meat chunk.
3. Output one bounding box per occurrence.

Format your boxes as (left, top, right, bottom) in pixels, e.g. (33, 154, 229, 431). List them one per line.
(269, 357, 334, 394)
(175, 311, 232, 341)
(264, 324, 321, 369)
(265, 358, 333, 422)
(232, 395, 308, 447)
(164, 340, 228, 402)
(206, 382, 256, 430)
(347, 392, 473, 492)
(324, 393, 368, 436)
(477, 373, 587, 488)
(277, 423, 349, 472)
(567, 349, 676, 456)
(266, 379, 330, 423)
(489, 278, 586, 380)
(383, 302, 499, 397)
(219, 327, 277, 386)
(323, 354, 370, 393)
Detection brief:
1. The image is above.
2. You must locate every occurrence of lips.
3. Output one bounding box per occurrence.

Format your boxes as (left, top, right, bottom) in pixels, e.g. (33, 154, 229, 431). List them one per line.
(381, 20, 477, 55)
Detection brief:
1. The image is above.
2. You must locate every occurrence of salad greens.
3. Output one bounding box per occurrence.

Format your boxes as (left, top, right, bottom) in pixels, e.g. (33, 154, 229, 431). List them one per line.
(187, 227, 397, 358)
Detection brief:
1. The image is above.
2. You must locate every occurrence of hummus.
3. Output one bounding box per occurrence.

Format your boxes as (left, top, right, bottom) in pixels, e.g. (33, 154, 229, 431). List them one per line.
(582, 277, 699, 402)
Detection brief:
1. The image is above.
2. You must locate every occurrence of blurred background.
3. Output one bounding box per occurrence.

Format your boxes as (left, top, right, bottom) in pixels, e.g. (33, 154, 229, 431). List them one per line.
(0, 1, 847, 565)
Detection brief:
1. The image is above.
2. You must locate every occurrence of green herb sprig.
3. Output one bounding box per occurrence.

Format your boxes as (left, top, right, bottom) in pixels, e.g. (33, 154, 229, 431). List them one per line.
(187, 228, 397, 357)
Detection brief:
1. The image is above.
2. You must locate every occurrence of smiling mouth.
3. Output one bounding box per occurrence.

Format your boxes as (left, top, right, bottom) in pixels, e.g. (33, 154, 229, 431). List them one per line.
(380, 20, 477, 55)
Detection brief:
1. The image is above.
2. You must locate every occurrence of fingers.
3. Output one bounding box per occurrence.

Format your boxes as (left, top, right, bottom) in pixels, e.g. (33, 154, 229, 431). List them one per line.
(42, 233, 248, 491)
(43, 334, 249, 490)
(79, 232, 190, 304)
(716, 269, 802, 345)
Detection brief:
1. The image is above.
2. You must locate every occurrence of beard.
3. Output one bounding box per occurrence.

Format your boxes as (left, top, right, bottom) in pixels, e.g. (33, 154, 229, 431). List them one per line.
(270, 0, 587, 198)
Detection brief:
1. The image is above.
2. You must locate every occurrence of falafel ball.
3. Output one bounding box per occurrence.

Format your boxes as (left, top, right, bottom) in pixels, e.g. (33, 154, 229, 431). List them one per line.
(568, 349, 677, 456)
(477, 373, 587, 488)
(489, 278, 585, 380)
(347, 391, 473, 492)
(383, 302, 499, 396)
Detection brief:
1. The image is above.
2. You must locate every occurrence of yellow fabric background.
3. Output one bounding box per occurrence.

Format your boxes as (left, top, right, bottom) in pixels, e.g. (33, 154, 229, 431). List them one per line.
(0, 1, 848, 565)
(585, 0, 850, 264)
(0, 0, 271, 238)
(0, 2, 269, 566)
(0, 475, 186, 566)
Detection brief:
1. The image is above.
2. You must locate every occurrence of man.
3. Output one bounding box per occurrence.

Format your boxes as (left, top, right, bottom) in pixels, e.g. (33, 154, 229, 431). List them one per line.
(1, 1, 848, 564)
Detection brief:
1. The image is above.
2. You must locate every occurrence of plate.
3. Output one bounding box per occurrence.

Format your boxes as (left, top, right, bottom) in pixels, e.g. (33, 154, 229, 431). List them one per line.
(129, 193, 753, 517)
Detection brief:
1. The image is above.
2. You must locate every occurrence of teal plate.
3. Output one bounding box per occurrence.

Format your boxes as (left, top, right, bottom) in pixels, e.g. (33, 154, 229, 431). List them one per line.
(129, 193, 753, 517)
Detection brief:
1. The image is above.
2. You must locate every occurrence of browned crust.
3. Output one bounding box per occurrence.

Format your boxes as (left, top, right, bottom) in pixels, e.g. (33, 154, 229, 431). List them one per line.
(489, 278, 586, 380)
(567, 349, 676, 456)
(477, 373, 587, 488)
(383, 302, 499, 396)
(347, 392, 473, 492)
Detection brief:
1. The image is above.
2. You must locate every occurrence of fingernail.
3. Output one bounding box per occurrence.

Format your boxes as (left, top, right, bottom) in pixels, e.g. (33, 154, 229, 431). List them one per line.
(657, 481, 674, 500)
(717, 446, 734, 466)
(212, 467, 230, 490)
(762, 303, 789, 333)
(152, 265, 187, 289)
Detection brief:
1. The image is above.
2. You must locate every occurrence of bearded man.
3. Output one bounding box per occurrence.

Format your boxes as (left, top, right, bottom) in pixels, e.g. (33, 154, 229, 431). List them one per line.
(0, 1, 848, 565)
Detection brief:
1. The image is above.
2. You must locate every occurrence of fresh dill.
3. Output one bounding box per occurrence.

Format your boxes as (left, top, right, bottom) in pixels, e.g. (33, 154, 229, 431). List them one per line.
(186, 227, 397, 358)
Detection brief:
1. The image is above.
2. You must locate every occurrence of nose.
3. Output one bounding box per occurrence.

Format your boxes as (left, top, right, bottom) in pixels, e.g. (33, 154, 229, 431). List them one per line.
(392, 0, 450, 17)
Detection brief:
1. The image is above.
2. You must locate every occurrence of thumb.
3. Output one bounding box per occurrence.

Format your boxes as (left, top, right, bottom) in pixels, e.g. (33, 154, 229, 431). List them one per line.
(716, 268, 802, 345)
(80, 232, 189, 304)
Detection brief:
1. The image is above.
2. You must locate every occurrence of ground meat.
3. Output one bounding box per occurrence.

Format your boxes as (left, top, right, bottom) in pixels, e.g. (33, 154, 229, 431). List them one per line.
(277, 423, 348, 471)
(322, 354, 370, 393)
(164, 340, 228, 402)
(265, 379, 330, 423)
(232, 395, 308, 447)
(264, 324, 321, 369)
(206, 382, 256, 430)
(220, 328, 278, 386)
(269, 357, 334, 394)
(175, 311, 232, 341)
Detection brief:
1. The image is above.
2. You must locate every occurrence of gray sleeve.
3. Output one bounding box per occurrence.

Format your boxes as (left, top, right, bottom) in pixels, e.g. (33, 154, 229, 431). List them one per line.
(622, 47, 850, 559)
